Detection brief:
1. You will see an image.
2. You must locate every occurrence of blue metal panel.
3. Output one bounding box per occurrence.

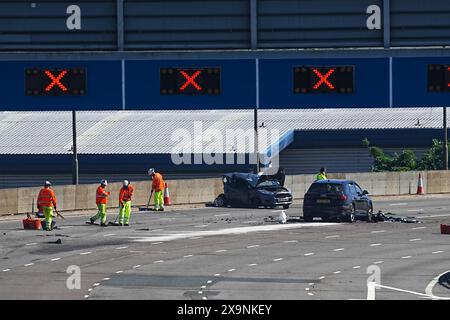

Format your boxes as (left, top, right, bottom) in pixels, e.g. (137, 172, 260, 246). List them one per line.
(0, 61, 122, 111)
(125, 59, 256, 109)
(393, 57, 450, 107)
(259, 58, 389, 108)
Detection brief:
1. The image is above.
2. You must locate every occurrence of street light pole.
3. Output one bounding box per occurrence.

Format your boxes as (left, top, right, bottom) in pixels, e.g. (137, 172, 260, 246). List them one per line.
(254, 58, 260, 174)
(444, 107, 448, 170)
(72, 110, 79, 185)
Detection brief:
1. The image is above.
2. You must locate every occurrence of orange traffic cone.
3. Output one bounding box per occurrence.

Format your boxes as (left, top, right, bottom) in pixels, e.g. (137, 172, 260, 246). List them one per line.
(416, 173, 425, 195)
(164, 183, 172, 206)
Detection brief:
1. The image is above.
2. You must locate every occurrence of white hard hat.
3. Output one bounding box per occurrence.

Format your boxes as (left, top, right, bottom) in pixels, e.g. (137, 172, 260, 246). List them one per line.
(123, 180, 129, 187)
(148, 168, 155, 175)
(101, 179, 107, 186)
(45, 181, 51, 186)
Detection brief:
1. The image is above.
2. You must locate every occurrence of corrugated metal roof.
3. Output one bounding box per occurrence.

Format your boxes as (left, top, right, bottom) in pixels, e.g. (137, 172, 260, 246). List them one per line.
(0, 108, 444, 155)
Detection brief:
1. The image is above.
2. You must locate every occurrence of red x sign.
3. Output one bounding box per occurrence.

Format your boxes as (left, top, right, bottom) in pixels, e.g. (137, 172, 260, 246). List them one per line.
(179, 70, 202, 91)
(312, 68, 335, 90)
(44, 70, 68, 92)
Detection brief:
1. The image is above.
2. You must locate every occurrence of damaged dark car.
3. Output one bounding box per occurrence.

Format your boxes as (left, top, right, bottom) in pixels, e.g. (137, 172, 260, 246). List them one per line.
(214, 172, 293, 209)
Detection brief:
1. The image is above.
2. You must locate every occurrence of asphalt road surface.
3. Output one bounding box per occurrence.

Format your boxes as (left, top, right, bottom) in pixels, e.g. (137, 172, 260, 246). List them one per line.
(1, 195, 450, 300)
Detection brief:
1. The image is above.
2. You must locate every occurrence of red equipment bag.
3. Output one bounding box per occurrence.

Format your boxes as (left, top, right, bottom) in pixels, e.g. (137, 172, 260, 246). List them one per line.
(22, 218, 42, 230)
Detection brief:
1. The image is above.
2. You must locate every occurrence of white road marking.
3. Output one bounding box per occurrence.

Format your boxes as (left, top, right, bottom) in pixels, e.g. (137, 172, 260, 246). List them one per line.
(207, 280, 212, 284)
(151, 242, 163, 245)
(2, 269, 10, 272)
(432, 251, 444, 254)
(130, 222, 340, 243)
(103, 278, 110, 281)
(103, 233, 115, 237)
(198, 291, 203, 294)
(24, 263, 34, 267)
(371, 230, 386, 234)
(58, 226, 73, 229)
(154, 260, 164, 264)
(151, 229, 164, 232)
(409, 238, 422, 242)
(189, 237, 203, 240)
(93, 283, 100, 287)
(319, 276, 326, 280)
(353, 266, 361, 269)
(407, 209, 424, 212)
(304, 252, 315, 256)
(420, 214, 450, 219)
(425, 270, 450, 299)
(115, 246, 128, 250)
(305, 288, 310, 291)
(214, 274, 221, 277)
(308, 293, 314, 296)
(215, 249, 227, 253)
(228, 268, 236, 272)
(374, 261, 384, 264)
(325, 235, 340, 239)
(26, 243, 37, 246)
(333, 271, 341, 274)
(333, 248, 345, 252)
(88, 288, 93, 292)
(401, 256, 412, 259)
(183, 254, 193, 258)
(248, 263, 258, 267)
(51, 258, 61, 261)
(194, 224, 209, 228)
(80, 252, 92, 255)
(273, 258, 283, 262)
(201, 286, 206, 289)
(214, 214, 231, 217)
(370, 243, 382, 247)
(247, 245, 260, 248)
(116, 270, 123, 274)
(390, 203, 408, 206)
(84, 295, 89, 299)
(202, 297, 208, 300)
(412, 227, 426, 230)
(133, 265, 141, 269)
(283, 240, 298, 243)
(309, 283, 315, 286)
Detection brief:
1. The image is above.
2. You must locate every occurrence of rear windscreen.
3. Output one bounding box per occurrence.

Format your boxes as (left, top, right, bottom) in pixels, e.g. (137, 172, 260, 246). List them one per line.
(308, 183, 344, 194)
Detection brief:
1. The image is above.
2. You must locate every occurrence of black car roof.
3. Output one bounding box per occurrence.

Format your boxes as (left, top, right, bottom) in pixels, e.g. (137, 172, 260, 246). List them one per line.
(313, 179, 354, 184)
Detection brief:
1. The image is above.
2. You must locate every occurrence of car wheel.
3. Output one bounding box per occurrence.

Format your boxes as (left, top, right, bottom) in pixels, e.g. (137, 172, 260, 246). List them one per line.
(283, 205, 290, 210)
(214, 194, 226, 207)
(346, 205, 356, 223)
(251, 197, 261, 209)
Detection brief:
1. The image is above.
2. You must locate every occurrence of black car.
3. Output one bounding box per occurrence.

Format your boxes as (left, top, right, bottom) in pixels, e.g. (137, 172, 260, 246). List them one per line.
(215, 172, 293, 209)
(303, 179, 373, 223)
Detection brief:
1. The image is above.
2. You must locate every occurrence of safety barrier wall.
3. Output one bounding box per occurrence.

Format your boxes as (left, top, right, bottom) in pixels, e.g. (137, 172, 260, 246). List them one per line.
(0, 170, 447, 216)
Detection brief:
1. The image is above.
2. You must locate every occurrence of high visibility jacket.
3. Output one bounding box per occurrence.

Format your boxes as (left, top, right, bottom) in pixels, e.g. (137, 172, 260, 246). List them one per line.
(119, 185, 134, 204)
(315, 173, 327, 181)
(152, 173, 165, 192)
(96, 186, 110, 205)
(37, 187, 57, 208)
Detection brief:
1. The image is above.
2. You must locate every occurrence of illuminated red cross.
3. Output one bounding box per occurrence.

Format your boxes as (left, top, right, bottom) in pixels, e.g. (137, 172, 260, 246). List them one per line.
(179, 70, 202, 91)
(44, 70, 68, 92)
(312, 68, 335, 90)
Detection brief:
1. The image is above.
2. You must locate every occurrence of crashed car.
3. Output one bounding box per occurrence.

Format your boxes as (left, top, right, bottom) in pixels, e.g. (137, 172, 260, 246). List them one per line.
(214, 172, 293, 209)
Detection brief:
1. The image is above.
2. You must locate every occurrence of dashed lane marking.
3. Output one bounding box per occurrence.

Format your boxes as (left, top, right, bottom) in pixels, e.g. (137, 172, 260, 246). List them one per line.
(207, 280, 212, 284)
(273, 258, 283, 262)
(401, 256, 412, 259)
(325, 235, 340, 239)
(183, 255, 193, 258)
(84, 295, 89, 299)
(248, 264, 258, 267)
(26, 243, 37, 246)
(283, 240, 298, 243)
(432, 251, 444, 254)
(24, 263, 34, 267)
(304, 252, 315, 256)
(308, 293, 314, 296)
(115, 246, 128, 250)
(371, 230, 386, 234)
(2, 269, 10, 272)
(409, 238, 422, 242)
(247, 245, 260, 248)
(151, 242, 163, 245)
(353, 266, 361, 269)
(407, 209, 424, 212)
(202, 297, 208, 300)
(374, 261, 384, 264)
(215, 249, 227, 253)
(103, 233, 115, 237)
(333, 248, 345, 252)
(103, 278, 110, 281)
(319, 276, 326, 280)
(201, 286, 206, 289)
(93, 283, 100, 287)
(333, 271, 341, 274)
(370, 243, 382, 247)
(51, 258, 61, 261)
(115, 270, 123, 274)
(390, 203, 408, 206)
(412, 227, 426, 230)
(133, 265, 141, 269)
(194, 224, 209, 228)
(214, 274, 221, 277)
(80, 252, 92, 255)
(154, 260, 164, 264)
(214, 214, 231, 217)
(228, 268, 236, 272)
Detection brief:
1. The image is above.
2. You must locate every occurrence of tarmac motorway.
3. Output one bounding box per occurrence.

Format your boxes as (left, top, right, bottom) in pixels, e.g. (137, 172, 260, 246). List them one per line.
(0, 195, 450, 300)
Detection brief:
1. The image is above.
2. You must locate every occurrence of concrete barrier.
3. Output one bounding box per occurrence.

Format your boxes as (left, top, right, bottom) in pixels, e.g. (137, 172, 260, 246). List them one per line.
(1, 170, 449, 216)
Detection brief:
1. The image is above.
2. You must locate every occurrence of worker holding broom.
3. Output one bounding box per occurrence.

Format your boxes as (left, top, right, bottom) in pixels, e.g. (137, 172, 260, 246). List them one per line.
(118, 180, 134, 226)
(88, 179, 110, 226)
(37, 181, 57, 231)
(148, 168, 165, 211)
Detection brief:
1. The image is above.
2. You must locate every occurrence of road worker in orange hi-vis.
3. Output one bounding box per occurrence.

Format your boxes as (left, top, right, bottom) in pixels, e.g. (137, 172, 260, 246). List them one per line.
(118, 180, 134, 226)
(148, 168, 165, 211)
(37, 181, 57, 231)
(88, 179, 110, 226)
